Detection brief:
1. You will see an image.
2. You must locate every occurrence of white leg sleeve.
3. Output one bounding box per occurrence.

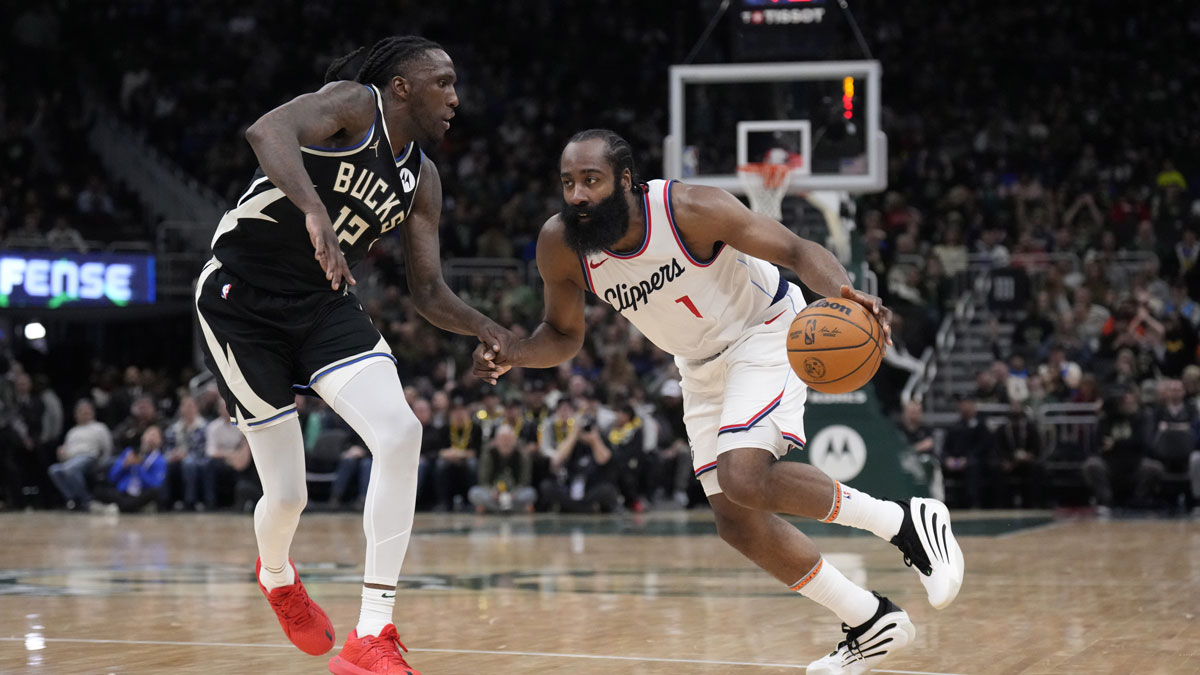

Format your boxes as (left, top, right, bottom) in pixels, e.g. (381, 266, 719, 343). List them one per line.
(244, 418, 307, 586)
(317, 360, 421, 586)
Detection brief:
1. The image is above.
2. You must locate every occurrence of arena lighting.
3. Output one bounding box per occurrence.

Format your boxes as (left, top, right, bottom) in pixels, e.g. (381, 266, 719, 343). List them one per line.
(24, 322, 46, 341)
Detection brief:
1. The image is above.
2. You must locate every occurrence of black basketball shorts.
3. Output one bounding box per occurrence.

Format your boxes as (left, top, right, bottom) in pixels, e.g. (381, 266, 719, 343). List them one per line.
(194, 258, 395, 429)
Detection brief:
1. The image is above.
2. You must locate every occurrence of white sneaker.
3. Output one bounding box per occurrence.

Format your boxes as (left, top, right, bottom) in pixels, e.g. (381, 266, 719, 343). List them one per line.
(891, 497, 965, 609)
(806, 594, 915, 675)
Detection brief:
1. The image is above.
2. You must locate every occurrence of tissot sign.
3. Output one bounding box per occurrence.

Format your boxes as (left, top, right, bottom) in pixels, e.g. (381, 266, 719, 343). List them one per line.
(734, 0, 832, 61)
(0, 251, 156, 308)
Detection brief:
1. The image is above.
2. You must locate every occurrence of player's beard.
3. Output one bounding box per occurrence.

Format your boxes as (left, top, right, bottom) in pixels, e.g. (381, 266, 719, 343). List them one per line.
(560, 187, 632, 256)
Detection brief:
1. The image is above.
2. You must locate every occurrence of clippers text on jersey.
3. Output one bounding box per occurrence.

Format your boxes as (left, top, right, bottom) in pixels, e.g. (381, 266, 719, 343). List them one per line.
(601, 257, 686, 312)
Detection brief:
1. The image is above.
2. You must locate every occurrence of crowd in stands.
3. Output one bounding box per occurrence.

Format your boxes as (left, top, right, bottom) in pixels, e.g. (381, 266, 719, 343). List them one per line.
(2, 7, 150, 250)
(0, 358, 699, 515)
(4, 2, 1200, 515)
(850, 2, 1200, 513)
(897, 371, 1200, 515)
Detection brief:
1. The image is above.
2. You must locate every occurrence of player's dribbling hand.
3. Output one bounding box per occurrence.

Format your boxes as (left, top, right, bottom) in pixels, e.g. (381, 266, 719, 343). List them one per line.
(472, 343, 511, 385)
(840, 284, 893, 352)
(305, 209, 356, 291)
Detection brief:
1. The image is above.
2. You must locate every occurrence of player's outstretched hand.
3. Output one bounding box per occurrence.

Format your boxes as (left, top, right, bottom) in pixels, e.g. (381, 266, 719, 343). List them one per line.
(840, 284, 893, 350)
(473, 343, 511, 385)
(305, 209, 356, 291)
(475, 321, 518, 365)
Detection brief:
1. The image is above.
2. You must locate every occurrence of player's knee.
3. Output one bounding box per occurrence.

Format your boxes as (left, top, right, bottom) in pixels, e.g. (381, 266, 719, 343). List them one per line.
(373, 408, 421, 465)
(717, 472, 755, 509)
(716, 451, 768, 509)
(267, 489, 307, 516)
(396, 408, 422, 446)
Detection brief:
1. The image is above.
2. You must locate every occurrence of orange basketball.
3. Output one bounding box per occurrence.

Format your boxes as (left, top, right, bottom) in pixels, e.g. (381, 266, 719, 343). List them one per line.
(786, 297, 883, 394)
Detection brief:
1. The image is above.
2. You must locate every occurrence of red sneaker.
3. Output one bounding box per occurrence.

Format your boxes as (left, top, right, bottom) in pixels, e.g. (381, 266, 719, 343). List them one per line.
(328, 624, 420, 675)
(256, 557, 335, 655)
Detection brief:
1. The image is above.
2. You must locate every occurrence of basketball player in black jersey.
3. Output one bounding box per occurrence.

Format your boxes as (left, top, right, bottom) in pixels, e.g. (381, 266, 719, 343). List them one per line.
(195, 36, 510, 675)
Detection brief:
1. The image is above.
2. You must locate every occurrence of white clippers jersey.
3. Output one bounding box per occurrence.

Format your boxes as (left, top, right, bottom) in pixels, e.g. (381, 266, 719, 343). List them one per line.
(580, 179, 796, 360)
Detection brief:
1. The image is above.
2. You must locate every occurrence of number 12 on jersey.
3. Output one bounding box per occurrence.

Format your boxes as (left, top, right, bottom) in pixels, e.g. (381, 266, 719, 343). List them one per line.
(332, 205, 369, 246)
(675, 295, 704, 319)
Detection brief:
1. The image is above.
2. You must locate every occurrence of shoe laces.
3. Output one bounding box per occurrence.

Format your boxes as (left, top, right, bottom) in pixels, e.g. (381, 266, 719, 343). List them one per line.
(893, 512, 933, 576)
(271, 584, 317, 628)
(900, 549, 927, 575)
(834, 622, 864, 660)
(361, 624, 411, 668)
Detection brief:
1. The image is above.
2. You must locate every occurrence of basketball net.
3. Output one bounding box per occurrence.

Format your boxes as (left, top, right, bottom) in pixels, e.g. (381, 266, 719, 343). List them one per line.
(737, 162, 792, 221)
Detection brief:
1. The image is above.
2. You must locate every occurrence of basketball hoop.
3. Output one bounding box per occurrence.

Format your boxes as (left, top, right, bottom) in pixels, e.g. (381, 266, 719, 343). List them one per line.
(737, 163, 792, 221)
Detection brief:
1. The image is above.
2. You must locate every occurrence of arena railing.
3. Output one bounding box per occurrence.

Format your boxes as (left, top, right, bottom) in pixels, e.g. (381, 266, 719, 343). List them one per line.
(919, 400, 1101, 449)
(441, 258, 526, 292)
(84, 98, 223, 226)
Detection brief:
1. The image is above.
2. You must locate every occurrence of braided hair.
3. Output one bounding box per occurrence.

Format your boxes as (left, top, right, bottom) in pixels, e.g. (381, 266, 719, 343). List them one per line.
(567, 129, 647, 193)
(324, 36, 444, 86)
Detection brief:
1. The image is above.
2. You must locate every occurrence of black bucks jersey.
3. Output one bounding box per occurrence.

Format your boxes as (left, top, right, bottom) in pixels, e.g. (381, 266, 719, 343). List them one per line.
(210, 84, 423, 294)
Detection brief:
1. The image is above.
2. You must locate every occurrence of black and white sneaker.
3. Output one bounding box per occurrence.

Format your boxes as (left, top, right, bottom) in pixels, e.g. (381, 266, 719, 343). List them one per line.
(891, 497, 965, 609)
(806, 593, 915, 675)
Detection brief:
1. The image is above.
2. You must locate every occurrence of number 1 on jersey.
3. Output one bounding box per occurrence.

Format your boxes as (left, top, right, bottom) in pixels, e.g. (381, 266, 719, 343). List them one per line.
(675, 295, 703, 319)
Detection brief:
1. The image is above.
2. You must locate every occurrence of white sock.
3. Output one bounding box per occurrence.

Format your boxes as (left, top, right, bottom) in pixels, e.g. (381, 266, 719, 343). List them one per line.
(823, 481, 904, 541)
(357, 586, 395, 637)
(792, 557, 880, 627)
(259, 560, 296, 591)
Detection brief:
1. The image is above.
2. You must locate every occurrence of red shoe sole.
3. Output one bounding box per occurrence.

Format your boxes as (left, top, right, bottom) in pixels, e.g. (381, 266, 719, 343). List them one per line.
(328, 654, 420, 675)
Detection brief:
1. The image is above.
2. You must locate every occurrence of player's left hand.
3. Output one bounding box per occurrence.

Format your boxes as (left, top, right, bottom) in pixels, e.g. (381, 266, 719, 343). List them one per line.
(473, 343, 512, 385)
(476, 321, 517, 363)
(305, 209, 356, 291)
(840, 284, 893, 350)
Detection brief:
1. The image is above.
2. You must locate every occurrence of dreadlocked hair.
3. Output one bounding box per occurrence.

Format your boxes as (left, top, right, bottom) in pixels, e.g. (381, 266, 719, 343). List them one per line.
(568, 129, 647, 193)
(324, 36, 444, 86)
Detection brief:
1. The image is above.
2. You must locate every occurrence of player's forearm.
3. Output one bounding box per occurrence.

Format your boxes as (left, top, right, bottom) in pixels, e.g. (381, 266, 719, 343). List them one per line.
(507, 322, 583, 368)
(410, 280, 493, 336)
(792, 240, 853, 298)
(245, 123, 324, 215)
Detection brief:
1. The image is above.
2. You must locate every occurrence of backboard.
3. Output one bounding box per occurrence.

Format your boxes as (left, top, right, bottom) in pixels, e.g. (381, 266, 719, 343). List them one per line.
(664, 60, 886, 194)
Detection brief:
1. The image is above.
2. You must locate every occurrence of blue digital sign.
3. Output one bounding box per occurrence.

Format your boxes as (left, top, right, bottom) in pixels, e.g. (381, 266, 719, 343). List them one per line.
(0, 250, 156, 308)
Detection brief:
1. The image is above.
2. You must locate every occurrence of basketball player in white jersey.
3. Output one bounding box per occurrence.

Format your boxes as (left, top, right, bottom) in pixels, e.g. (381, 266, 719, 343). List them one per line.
(474, 130, 965, 674)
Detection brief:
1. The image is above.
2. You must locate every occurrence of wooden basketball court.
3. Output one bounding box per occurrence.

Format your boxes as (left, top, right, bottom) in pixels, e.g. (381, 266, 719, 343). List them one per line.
(0, 509, 1196, 674)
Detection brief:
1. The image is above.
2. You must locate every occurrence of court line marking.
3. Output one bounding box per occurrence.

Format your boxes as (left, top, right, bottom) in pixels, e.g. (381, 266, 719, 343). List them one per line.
(0, 637, 965, 674)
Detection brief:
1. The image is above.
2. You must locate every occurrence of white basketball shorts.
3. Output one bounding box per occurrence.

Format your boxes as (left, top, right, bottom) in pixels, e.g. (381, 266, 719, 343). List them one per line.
(676, 285, 808, 496)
